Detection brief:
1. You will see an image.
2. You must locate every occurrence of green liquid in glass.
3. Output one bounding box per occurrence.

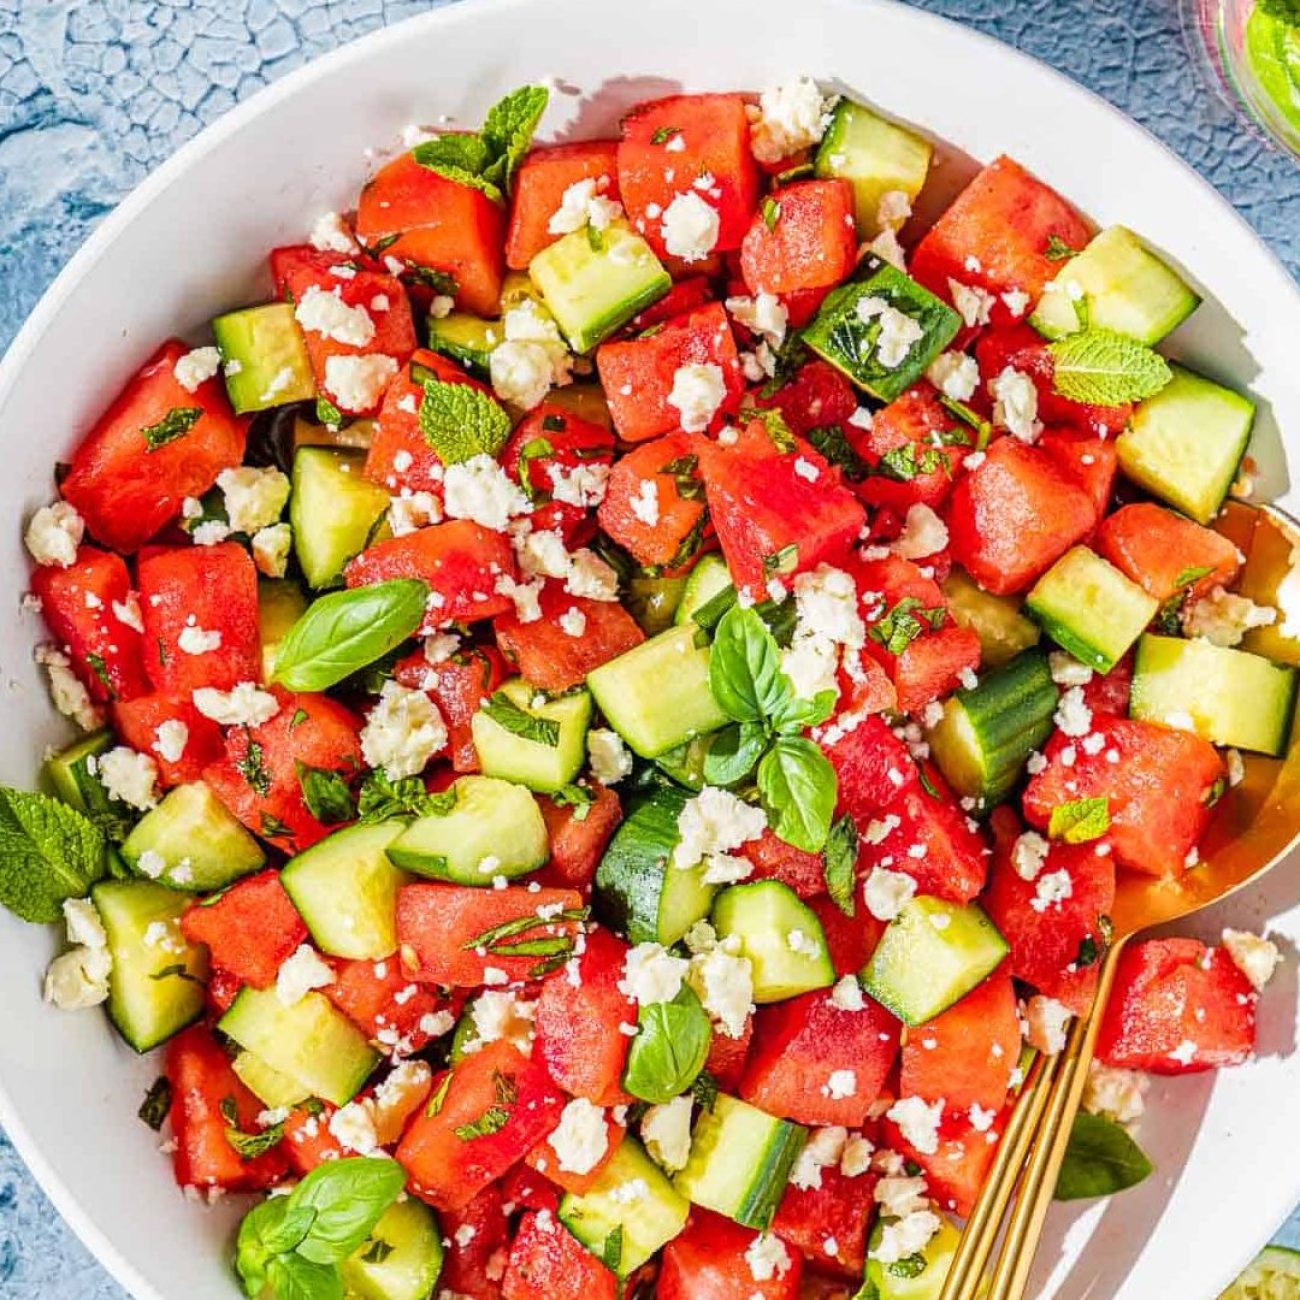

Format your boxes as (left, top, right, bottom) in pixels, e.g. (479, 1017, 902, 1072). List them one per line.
(1245, 5, 1300, 135)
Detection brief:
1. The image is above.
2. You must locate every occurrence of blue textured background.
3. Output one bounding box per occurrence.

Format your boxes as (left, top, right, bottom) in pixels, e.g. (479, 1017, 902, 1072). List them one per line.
(0, 0, 1297, 1294)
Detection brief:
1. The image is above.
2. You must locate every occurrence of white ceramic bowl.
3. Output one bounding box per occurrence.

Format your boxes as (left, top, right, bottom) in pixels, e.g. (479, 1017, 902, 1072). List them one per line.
(2, 0, 1299, 1296)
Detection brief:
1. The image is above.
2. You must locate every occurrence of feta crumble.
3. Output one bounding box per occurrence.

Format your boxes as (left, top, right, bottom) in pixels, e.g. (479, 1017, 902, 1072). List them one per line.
(864, 867, 917, 922)
(673, 786, 767, 875)
(745, 1232, 792, 1282)
(216, 466, 290, 535)
(547, 176, 623, 235)
(1083, 1062, 1147, 1125)
(35, 644, 104, 731)
(192, 682, 280, 727)
(892, 503, 949, 561)
(443, 454, 532, 532)
(588, 728, 633, 785)
(990, 366, 1042, 443)
(97, 746, 160, 811)
(173, 346, 223, 393)
(360, 680, 448, 779)
(925, 350, 980, 402)
(660, 192, 720, 262)
(324, 354, 398, 412)
(667, 362, 726, 433)
(294, 285, 375, 347)
(641, 1096, 693, 1172)
(548, 1098, 610, 1174)
(749, 76, 835, 164)
(687, 944, 755, 1038)
(1024, 995, 1072, 1055)
(276, 945, 335, 1007)
(25, 502, 84, 568)
(856, 295, 923, 368)
(1221, 928, 1280, 991)
(886, 1095, 944, 1155)
(619, 943, 689, 1006)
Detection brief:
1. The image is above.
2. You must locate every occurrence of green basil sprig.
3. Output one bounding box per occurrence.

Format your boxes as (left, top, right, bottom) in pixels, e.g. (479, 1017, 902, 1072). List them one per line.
(622, 984, 713, 1104)
(706, 605, 838, 852)
(235, 1157, 407, 1299)
(1054, 1112, 1153, 1201)
(273, 580, 429, 692)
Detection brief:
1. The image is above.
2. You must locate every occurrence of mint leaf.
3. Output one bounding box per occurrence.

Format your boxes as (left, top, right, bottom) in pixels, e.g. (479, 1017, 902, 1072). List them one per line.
(418, 379, 512, 465)
(481, 84, 550, 191)
(455, 1106, 512, 1141)
(739, 405, 797, 453)
(290, 1157, 409, 1265)
(411, 133, 502, 203)
(650, 126, 681, 146)
(877, 442, 949, 482)
(296, 763, 355, 826)
(1257, 0, 1300, 23)
(757, 735, 837, 854)
(1155, 564, 1215, 634)
(1045, 233, 1080, 262)
(823, 812, 858, 917)
(601, 1226, 624, 1272)
(868, 597, 947, 656)
(0, 788, 107, 923)
(761, 196, 781, 232)
(1048, 796, 1110, 844)
(1055, 1112, 1153, 1201)
(805, 425, 869, 482)
(273, 580, 429, 692)
(479, 691, 559, 747)
(226, 1120, 286, 1160)
(138, 1076, 172, 1131)
(141, 406, 202, 451)
(623, 984, 713, 1104)
(1048, 329, 1172, 406)
(357, 771, 454, 823)
(709, 605, 791, 724)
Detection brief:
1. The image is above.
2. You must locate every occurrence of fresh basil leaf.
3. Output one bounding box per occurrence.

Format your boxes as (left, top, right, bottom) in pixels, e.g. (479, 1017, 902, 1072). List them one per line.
(357, 771, 455, 823)
(418, 379, 512, 465)
(709, 605, 790, 724)
(1048, 796, 1110, 844)
(1047, 329, 1173, 406)
(0, 788, 107, 923)
(273, 580, 429, 692)
(234, 1197, 291, 1297)
(622, 984, 713, 1104)
(296, 763, 356, 826)
(138, 1076, 172, 1131)
(266, 1252, 344, 1300)
(823, 812, 858, 917)
(482, 84, 550, 192)
(404, 263, 459, 295)
(769, 688, 837, 735)
(290, 1157, 409, 1265)
(141, 406, 203, 451)
(1054, 1111, 1153, 1201)
(757, 736, 837, 854)
(479, 691, 559, 747)
(702, 721, 768, 786)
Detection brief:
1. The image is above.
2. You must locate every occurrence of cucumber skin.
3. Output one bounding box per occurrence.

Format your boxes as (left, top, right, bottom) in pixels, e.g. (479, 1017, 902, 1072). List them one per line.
(734, 1119, 808, 1230)
(594, 787, 691, 944)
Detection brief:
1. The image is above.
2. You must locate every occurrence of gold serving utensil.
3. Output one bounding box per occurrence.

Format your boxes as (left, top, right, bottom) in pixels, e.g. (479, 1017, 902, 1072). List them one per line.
(939, 502, 1300, 1300)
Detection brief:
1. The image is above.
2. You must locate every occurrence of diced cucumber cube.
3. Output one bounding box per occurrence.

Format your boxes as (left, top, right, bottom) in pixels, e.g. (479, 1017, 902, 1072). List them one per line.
(471, 678, 592, 793)
(941, 568, 1040, 669)
(426, 311, 501, 377)
(711, 880, 835, 1003)
(339, 1199, 445, 1300)
(212, 302, 316, 414)
(232, 1050, 310, 1109)
(290, 446, 390, 589)
(258, 578, 309, 683)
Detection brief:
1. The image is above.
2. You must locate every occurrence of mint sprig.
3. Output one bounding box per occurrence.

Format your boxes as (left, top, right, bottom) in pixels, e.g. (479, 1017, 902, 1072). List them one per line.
(1047, 328, 1172, 406)
(1048, 795, 1110, 844)
(0, 788, 107, 923)
(418, 379, 512, 465)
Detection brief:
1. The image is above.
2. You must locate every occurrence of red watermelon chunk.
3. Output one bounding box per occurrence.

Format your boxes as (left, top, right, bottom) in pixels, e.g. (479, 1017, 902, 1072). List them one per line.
(658, 1210, 802, 1300)
(179, 870, 307, 990)
(113, 692, 225, 787)
(739, 179, 858, 295)
(1095, 502, 1241, 603)
(598, 432, 710, 567)
(503, 1208, 619, 1300)
(506, 140, 621, 270)
(437, 1182, 511, 1298)
(853, 385, 973, 514)
(773, 1161, 878, 1280)
(882, 1106, 1002, 1218)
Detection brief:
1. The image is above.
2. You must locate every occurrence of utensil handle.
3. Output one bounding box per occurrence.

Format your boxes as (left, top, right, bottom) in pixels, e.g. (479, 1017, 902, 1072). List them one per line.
(984, 942, 1127, 1300)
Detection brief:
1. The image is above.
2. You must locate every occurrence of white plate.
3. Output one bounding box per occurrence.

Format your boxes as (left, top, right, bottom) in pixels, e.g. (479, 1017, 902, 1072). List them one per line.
(1, 0, 1298, 1296)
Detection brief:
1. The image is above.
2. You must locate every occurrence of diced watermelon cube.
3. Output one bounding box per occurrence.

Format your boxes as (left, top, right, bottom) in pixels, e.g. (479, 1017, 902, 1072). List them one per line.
(324, 955, 460, 1056)
(113, 692, 226, 787)
(535, 783, 623, 893)
(883, 1106, 1001, 1218)
(179, 870, 307, 990)
(502, 1208, 619, 1300)
(506, 140, 621, 270)
(437, 1182, 511, 1298)
(740, 179, 858, 294)
(597, 432, 710, 567)
(773, 1162, 878, 1280)
(658, 1210, 802, 1300)
(1095, 502, 1241, 603)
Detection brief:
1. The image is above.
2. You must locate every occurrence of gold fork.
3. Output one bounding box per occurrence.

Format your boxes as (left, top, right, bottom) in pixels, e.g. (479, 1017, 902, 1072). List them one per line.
(939, 503, 1300, 1300)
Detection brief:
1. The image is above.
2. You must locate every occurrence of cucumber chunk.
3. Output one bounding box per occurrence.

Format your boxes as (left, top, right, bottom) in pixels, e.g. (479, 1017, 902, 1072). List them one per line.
(653, 733, 714, 792)
(711, 880, 835, 1003)
(1131, 633, 1298, 756)
(814, 98, 933, 238)
(1026, 546, 1159, 673)
(927, 649, 1059, 805)
(231, 1050, 310, 1109)
(258, 578, 309, 682)
(1219, 1244, 1300, 1300)
(386, 775, 549, 883)
(1030, 225, 1200, 344)
(865, 1213, 961, 1298)
(426, 310, 500, 377)
(529, 221, 671, 354)
(471, 678, 592, 793)
(587, 625, 729, 759)
(121, 781, 266, 892)
(290, 446, 390, 589)
(1116, 365, 1255, 525)
(627, 574, 688, 635)
(673, 1093, 807, 1231)
(281, 821, 409, 959)
(863, 896, 1008, 1026)
(44, 730, 133, 870)
(92, 879, 209, 1052)
(674, 553, 734, 629)
(941, 568, 1040, 669)
(559, 1138, 690, 1277)
(212, 302, 316, 414)
(219, 987, 379, 1106)
(802, 255, 962, 403)
(594, 786, 717, 946)
(339, 1198, 445, 1300)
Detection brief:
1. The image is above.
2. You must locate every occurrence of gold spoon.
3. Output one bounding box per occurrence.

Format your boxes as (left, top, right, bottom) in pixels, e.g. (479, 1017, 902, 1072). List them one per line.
(939, 502, 1300, 1300)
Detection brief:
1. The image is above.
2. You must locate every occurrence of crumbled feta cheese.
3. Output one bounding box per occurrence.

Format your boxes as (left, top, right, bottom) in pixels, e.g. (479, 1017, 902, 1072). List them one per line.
(177, 625, 222, 655)
(782, 564, 866, 703)
(515, 526, 570, 580)
(790, 1125, 848, 1190)
(968, 1102, 997, 1132)
(1183, 587, 1277, 648)
(1169, 1038, 1199, 1066)
(443, 454, 532, 532)
(295, 285, 375, 347)
(324, 354, 398, 411)
(63, 898, 107, 950)
(490, 340, 556, 410)
(674, 786, 767, 874)
(856, 295, 923, 368)
(750, 76, 835, 164)
(660, 191, 721, 262)
(619, 943, 689, 1006)
(361, 680, 448, 779)
(1011, 831, 1050, 882)
(44, 943, 112, 1010)
(864, 867, 917, 922)
(258, 366, 295, 404)
(1083, 1062, 1147, 1125)
(871, 1210, 941, 1266)
(309, 211, 359, 254)
(840, 1133, 875, 1177)
(641, 1095, 693, 1172)
(947, 278, 997, 329)
(875, 1174, 929, 1218)
(252, 522, 293, 578)
(192, 682, 280, 727)
(925, 350, 980, 402)
(191, 519, 232, 547)
(1222, 928, 1280, 991)
(831, 975, 866, 1012)
(1049, 651, 1093, 687)
(892, 503, 949, 561)
(111, 594, 143, 633)
(329, 1101, 380, 1155)
(1054, 686, 1093, 738)
(565, 548, 619, 602)
(886, 1096, 944, 1155)
(216, 466, 290, 535)
(97, 746, 159, 810)
(824, 1069, 857, 1100)
(1030, 868, 1073, 914)
(1002, 288, 1031, 317)
(470, 989, 537, 1051)
(725, 292, 788, 348)
(429, 294, 455, 319)
(787, 928, 822, 958)
(667, 361, 726, 433)
(547, 176, 623, 235)
(25, 502, 84, 568)
(173, 346, 223, 393)
(153, 719, 188, 770)
(549, 461, 610, 510)
(867, 226, 907, 271)
(35, 644, 104, 731)
(495, 573, 544, 623)
(745, 1232, 792, 1282)
(687, 944, 754, 1038)
(877, 189, 913, 231)
(548, 1098, 610, 1174)
(588, 728, 633, 785)
(630, 479, 660, 527)
(990, 366, 1042, 443)
(276, 945, 335, 1007)
(557, 605, 588, 639)
(135, 849, 166, 880)
(1024, 995, 1072, 1055)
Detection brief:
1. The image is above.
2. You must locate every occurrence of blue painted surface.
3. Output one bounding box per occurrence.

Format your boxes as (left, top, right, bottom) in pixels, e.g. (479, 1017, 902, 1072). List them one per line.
(0, 0, 1297, 1294)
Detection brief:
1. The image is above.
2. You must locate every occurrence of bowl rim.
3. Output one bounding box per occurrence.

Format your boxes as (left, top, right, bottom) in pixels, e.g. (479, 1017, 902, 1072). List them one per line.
(1, 0, 1298, 1296)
